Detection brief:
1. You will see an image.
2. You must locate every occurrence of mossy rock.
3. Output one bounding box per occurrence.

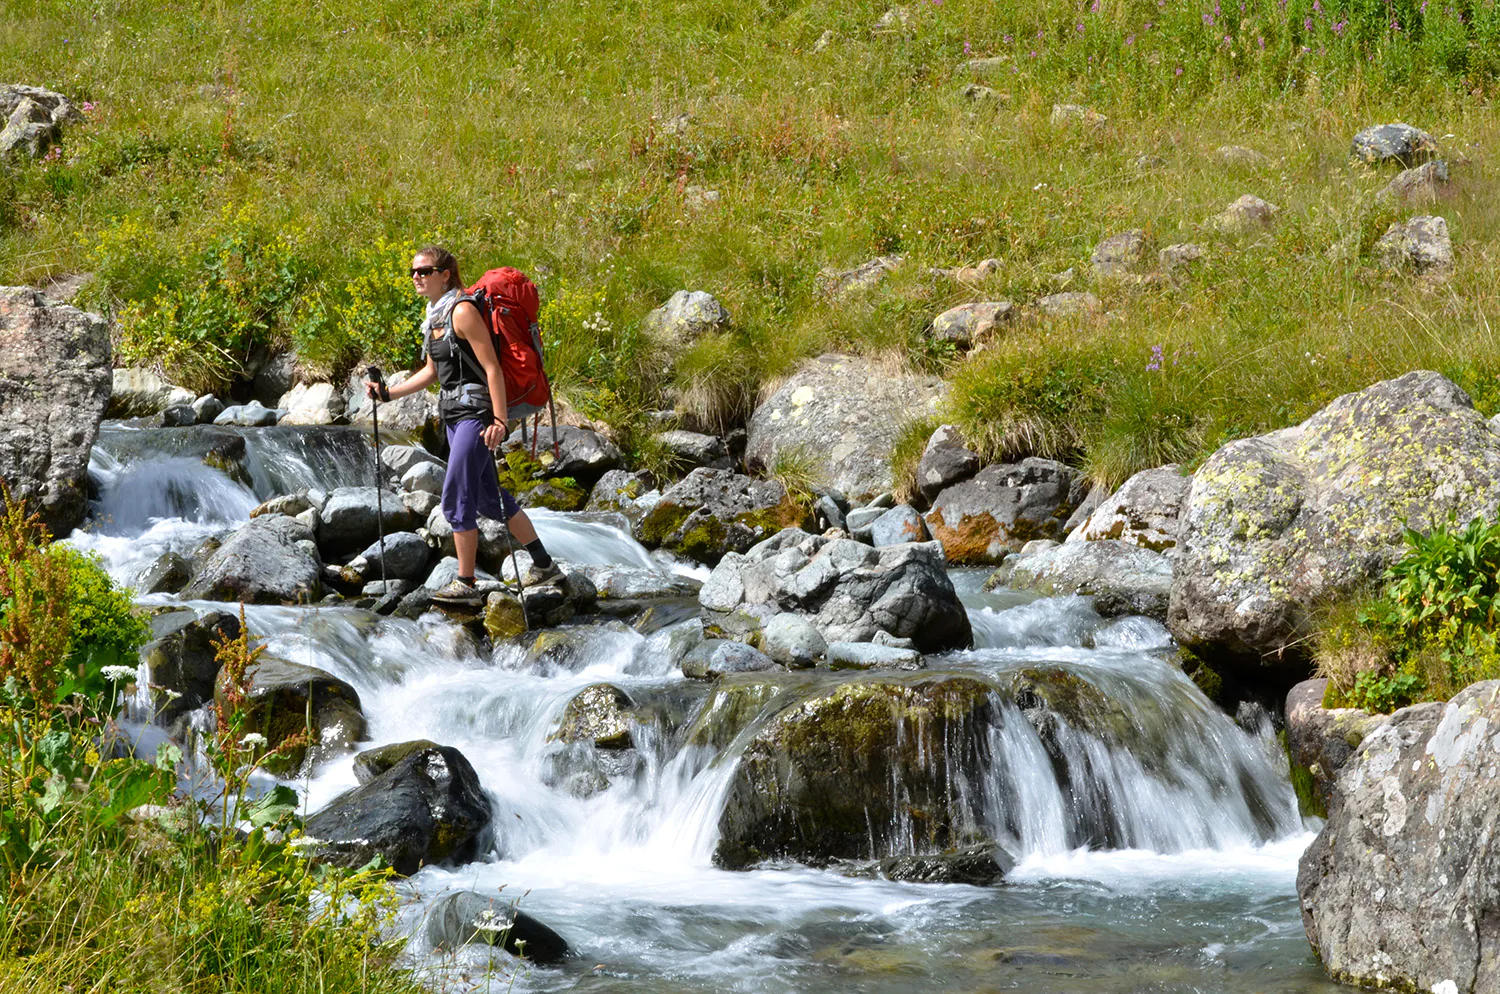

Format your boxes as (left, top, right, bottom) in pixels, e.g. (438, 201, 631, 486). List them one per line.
(552, 683, 635, 750)
(219, 655, 366, 774)
(353, 739, 441, 783)
(484, 591, 527, 641)
(682, 673, 802, 751)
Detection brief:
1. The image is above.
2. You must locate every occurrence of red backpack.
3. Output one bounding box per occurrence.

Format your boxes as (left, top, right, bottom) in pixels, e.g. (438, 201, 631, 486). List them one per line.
(463, 267, 559, 455)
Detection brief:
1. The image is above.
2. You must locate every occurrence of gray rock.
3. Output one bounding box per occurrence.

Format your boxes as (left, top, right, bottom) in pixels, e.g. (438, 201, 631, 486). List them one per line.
(1062, 482, 1110, 535)
(1350, 122, 1438, 167)
(917, 424, 981, 502)
(424, 557, 497, 590)
(425, 510, 511, 574)
(642, 290, 731, 347)
(988, 540, 1173, 620)
(401, 460, 445, 496)
(0, 288, 111, 537)
(1374, 215, 1452, 275)
(760, 613, 827, 668)
(814, 493, 846, 530)
(1050, 103, 1105, 127)
(636, 467, 809, 564)
(826, 641, 923, 670)
(141, 609, 241, 725)
(252, 351, 297, 407)
(925, 459, 1088, 565)
(930, 302, 1013, 347)
(568, 562, 700, 602)
(960, 56, 1008, 75)
(816, 255, 902, 299)
(653, 429, 732, 470)
(1068, 464, 1189, 551)
(305, 743, 491, 876)
(134, 551, 193, 595)
(108, 368, 195, 417)
(346, 369, 441, 438)
(250, 493, 313, 519)
(869, 504, 928, 547)
(1213, 145, 1269, 167)
(683, 185, 720, 210)
(381, 443, 443, 478)
(1171, 371, 1500, 670)
(552, 684, 635, 750)
(1212, 194, 1279, 235)
(1091, 229, 1149, 277)
(192, 393, 225, 424)
(351, 531, 431, 583)
(0, 85, 80, 160)
(214, 401, 282, 427)
(424, 891, 570, 963)
(1159, 242, 1206, 275)
(319, 487, 419, 557)
(746, 354, 947, 501)
(1284, 678, 1386, 812)
(181, 515, 322, 605)
(1035, 291, 1101, 318)
(1378, 160, 1449, 205)
(501, 424, 621, 486)
(161, 404, 198, 427)
(683, 639, 779, 679)
(277, 382, 346, 426)
(844, 505, 887, 538)
(1297, 684, 1499, 991)
(586, 469, 652, 516)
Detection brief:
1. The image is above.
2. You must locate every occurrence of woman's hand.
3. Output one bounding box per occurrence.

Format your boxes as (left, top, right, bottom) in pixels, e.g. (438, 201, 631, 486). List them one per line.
(363, 380, 389, 402)
(482, 421, 506, 449)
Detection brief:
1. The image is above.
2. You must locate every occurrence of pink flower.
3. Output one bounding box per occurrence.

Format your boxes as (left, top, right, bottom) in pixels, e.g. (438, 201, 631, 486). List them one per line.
(1175, 66, 1184, 75)
(81, 101, 96, 112)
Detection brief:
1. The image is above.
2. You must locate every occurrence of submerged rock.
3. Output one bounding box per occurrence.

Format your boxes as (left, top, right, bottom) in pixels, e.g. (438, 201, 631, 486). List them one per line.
(425, 891, 570, 963)
(989, 540, 1172, 620)
(306, 743, 492, 876)
(847, 843, 1015, 886)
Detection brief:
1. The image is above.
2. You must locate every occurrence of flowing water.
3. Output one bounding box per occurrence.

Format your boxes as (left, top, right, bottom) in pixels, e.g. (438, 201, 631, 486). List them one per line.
(72, 424, 1344, 994)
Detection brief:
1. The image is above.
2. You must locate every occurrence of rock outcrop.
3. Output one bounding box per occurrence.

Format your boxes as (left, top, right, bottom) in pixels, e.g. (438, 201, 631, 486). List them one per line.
(0, 288, 111, 537)
(1284, 678, 1386, 812)
(0, 84, 82, 160)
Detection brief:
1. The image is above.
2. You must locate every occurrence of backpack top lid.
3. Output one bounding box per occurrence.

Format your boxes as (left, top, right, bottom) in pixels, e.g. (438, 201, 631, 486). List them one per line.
(467, 267, 540, 327)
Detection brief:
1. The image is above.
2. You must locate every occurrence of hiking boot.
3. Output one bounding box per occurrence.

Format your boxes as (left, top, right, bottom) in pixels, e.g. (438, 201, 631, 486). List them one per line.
(432, 579, 482, 605)
(522, 561, 564, 587)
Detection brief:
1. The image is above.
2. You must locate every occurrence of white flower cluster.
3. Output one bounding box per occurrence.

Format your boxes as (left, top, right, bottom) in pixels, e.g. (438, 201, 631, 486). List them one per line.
(101, 665, 138, 683)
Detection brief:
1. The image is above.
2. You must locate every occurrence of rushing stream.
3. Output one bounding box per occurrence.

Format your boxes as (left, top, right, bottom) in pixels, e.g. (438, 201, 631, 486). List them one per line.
(70, 424, 1345, 993)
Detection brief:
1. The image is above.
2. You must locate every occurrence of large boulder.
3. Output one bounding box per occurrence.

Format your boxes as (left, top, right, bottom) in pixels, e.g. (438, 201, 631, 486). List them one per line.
(1297, 683, 1500, 992)
(140, 609, 242, 726)
(925, 459, 1088, 565)
(987, 539, 1172, 620)
(223, 656, 367, 772)
(642, 290, 731, 347)
(276, 382, 347, 426)
(305, 742, 492, 876)
(1350, 122, 1438, 167)
(0, 288, 111, 538)
(1284, 678, 1386, 813)
(0, 85, 82, 160)
(699, 529, 972, 652)
(181, 514, 323, 605)
(1170, 372, 1500, 675)
(915, 424, 981, 503)
(107, 367, 195, 417)
(746, 354, 947, 501)
(318, 486, 419, 557)
(714, 676, 996, 869)
(636, 467, 812, 564)
(500, 424, 621, 486)
(1067, 464, 1189, 551)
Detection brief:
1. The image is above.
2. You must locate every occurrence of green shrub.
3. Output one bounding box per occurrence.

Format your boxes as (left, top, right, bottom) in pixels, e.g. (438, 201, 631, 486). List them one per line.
(294, 237, 425, 381)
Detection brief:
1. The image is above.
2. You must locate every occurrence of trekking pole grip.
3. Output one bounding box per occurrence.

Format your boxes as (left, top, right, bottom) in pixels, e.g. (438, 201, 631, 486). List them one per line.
(366, 365, 389, 402)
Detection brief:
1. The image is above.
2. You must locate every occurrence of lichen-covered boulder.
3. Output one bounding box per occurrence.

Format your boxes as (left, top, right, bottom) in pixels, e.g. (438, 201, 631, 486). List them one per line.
(714, 676, 996, 869)
(1374, 215, 1452, 276)
(0, 288, 111, 538)
(1170, 372, 1500, 674)
(745, 354, 946, 501)
(1297, 682, 1500, 992)
(1350, 122, 1438, 167)
(181, 514, 322, 605)
(699, 530, 972, 652)
(306, 742, 491, 876)
(636, 467, 812, 564)
(986, 539, 1172, 620)
(1284, 678, 1386, 813)
(1068, 464, 1189, 551)
(642, 290, 731, 346)
(1091, 229, 1149, 277)
(925, 458, 1088, 565)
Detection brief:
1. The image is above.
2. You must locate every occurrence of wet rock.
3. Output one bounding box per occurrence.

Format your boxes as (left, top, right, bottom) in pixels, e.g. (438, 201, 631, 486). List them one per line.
(182, 515, 322, 605)
(1170, 371, 1500, 675)
(425, 891, 570, 963)
(425, 510, 512, 573)
(683, 639, 779, 679)
(859, 843, 1015, 885)
(869, 504, 929, 547)
(161, 404, 198, 427)
(305, 743, 491, 876)
(318, 486, 419, 557)
(925, 459, 1088, 565)
(1374, 215, 1452, 276)
(214, 400, 283, 427)
(500, 424, 621, 486)
(642, 290, 731, 347)
(353, 739, 441, 782)
(917, 425, 981, 504)
(652, 429, 733, 470)
(815, 255, 902, 299)
(250, 493, 313, 519)
(1158, 242, 1206, 276)
(746, 354, 947, 501)
(251, 351, 296, 407)
(225, 655, 366, 772)
(134, 551, 192, 595)
(1091, 229, 1149, 277)
(192, 393, 225, 424)
(1068, 464, 1189, 551)
(586, 469, 653, 517)
(552, 683, 635, 750)
(715, 677, 996, 868)
(827, 641, 923, 670)
(141, 609, 241, 725)
(1297, 684, 1500, 992)
(987, 540, 1172, 620)
(1034, 291, 1100, 318)
(637, 467, 812, 564)
(0, 288, 111, 538)
(1211, 194, 1278, 235)
(930, 302, 1014, 347)
(567, 562, 701, 603)
(1284, 678, 1386, 813)
(1378, 160, 1449, 205)
(1350, 122, 1438, 167)
(349, 530, 431, 584)
(760, 613, 827, 668)
(277, 382, 346, 426)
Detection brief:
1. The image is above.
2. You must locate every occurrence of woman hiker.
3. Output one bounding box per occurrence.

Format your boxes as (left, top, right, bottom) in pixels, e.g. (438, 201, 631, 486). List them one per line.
(365, 245, 562, 604)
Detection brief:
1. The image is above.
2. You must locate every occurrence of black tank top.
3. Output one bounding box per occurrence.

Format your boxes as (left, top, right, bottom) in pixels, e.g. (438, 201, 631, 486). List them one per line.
(425, 295, 493, 424)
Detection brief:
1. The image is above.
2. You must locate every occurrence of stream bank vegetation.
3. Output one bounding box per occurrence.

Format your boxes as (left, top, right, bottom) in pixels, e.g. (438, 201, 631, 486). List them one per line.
(3, 0, 1498, 481)
(0, 496, 423, 993)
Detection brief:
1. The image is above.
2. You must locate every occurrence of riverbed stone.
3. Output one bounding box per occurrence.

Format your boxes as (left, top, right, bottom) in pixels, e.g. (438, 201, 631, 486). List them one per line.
(636, 467, 812, 564)
(346, 369, 441, 440)
(181, 514, 322, 605)
(746, 354, 947, 501)
(318, 486, 419, 557)
(349, 530, 431, 584)
(424, 891, 570, 963)
(134, 551, 193, 595)
(224, 655, 366, 772)
(401, 460, 445, 496)
(986, 540, 1172, 620)
(1297, 682, 1500, 992)
(1350, 122, 1438, 167)
(107, 367, 194, 418)
(501, 424, 621, 486)
(1170, 371, 1500, 678)
(1284, 678, 1386, 813)
(0, 288, 111, 538)
(306, 742, 491, 876)
(715, 676, 996, 869)
(214, 400, 283, 427)
(642, 290, 731, 347)
(869, 504, 928, 547)
(826, 641, 923, 670)
(925, 459, 1088, 565)
(552, 683, 635, 750)
(1374, 215, 1452, 276)
(1068, 464, 1189, 551)
(277, 382, 346, 426)
(760, 613, 827, 668)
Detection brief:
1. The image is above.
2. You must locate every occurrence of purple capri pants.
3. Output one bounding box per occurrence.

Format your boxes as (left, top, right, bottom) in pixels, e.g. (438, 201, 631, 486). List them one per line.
(443, 419, 521, 532)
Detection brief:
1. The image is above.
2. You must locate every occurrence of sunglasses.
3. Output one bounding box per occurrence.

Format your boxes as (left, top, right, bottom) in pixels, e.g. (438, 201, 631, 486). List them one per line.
(411, 265, 442, 277)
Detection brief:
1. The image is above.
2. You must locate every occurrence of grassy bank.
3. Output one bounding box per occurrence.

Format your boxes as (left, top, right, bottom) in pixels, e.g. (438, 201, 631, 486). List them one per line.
(3, 0, 1498, 479)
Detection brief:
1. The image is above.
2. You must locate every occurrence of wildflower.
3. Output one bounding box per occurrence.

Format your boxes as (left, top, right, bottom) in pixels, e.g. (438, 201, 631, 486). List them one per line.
(1030, 49, 1039, 57)
(964, 39, 972, 55)
(1125, 33, 1135, 45)
(1077, 22, 1085, 32)
(1091, 0, 1100, 10)
(1175, 66, 1184, 75)
(1305, 16, 1313, 30)
(81, 100, 96, 112)
(1003, 33, 1013, 43)
(240, 732, 268, 749)
(1146, 344, 1164, 372)
(102, 664, 137, 682)
(1204, 12, 1215, 24)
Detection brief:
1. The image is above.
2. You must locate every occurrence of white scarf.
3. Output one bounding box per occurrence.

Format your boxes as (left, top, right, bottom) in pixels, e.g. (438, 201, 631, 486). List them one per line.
(423, 288, 460, 336)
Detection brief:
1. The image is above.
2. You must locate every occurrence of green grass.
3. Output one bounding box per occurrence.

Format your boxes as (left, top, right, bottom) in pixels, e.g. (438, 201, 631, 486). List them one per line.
(2, 0, 1499, 479)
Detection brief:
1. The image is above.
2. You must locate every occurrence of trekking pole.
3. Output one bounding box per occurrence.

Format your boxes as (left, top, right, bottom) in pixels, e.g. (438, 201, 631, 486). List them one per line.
(493, 438, 529, 632)
(366, 366, 388, 588)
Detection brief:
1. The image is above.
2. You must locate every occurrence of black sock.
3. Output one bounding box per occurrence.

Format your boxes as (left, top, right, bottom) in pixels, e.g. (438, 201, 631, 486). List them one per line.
(525, 541, 553, 569)
(456, 575, 476, 586)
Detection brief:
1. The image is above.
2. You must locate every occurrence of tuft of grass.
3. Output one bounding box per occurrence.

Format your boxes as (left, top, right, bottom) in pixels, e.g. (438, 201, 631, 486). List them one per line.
(888, 416, 941, 506)
(770, 444, 825, 509)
